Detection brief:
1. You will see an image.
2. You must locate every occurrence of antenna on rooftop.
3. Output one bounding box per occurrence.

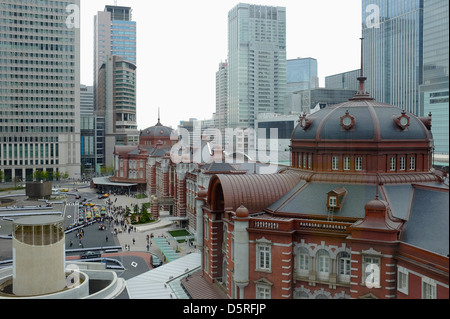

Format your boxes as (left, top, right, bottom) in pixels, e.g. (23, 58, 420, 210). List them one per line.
(114, 0, 118, 6)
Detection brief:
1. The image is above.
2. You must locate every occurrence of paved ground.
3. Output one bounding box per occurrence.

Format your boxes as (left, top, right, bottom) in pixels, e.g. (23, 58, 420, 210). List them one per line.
(1, 186, 200, 266)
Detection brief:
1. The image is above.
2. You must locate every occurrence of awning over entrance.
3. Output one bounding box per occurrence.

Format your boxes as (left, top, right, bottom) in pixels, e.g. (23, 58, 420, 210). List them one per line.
(92, 176, 137, 188)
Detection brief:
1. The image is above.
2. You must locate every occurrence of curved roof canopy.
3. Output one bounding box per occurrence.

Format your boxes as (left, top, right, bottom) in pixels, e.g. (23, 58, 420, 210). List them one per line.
(207, 172, 301, 213)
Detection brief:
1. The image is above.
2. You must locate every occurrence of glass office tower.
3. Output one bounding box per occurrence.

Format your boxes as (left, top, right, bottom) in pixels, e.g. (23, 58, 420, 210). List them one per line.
(420, 0, 449, 155)
(362, 0, 424, 115)
(0, 0, 81, 181)
(94, 5, 137, 171)
(227, 3, 287, 130)
(286, 58, 319, 93)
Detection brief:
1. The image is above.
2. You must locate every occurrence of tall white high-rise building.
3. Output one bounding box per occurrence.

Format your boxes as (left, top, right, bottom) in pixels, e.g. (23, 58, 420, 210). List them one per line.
(0, 0, 81, 181)
(215, 61, 228, 136)
(227, 3, 287, 130)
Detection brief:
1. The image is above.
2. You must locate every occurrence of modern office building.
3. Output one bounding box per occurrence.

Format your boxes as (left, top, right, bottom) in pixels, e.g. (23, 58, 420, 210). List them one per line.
(325, 69, 361, 91)
(80, 85, 96, 175)
(419, 0, 449, 156)
(215, 61, 228, 136)
(97, 56, 138, 168)
(286, 58, 319, 93)
(0, 0, 81, 181)
(94, 5, 137, 171)
(284, 88, 357, 115)
(227, 3, 287, 131)
(362, 0, 424, 115)
(94, 5, 136, 108)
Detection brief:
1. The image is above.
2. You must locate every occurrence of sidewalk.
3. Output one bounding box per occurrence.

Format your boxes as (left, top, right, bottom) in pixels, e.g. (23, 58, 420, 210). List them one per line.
(107, 193, 199, 261)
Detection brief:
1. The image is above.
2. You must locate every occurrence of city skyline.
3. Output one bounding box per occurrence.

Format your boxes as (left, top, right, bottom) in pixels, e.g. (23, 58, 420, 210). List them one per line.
(80, 0, 362, 129)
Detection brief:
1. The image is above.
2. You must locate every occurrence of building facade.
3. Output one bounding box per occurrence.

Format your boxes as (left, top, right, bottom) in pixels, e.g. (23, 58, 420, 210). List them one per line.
(195, 78, 449, 299)
(362, 0, 424, 116)
(94, 5, 137, 171)
(111, 118, 175, 191)
(286, 58, 319, 93)
(325, 69, 361, 91)
(97, 55, 138, 169)
(227, 3, 287, 130)
(284, 88, 357, 115)
(419, 0, 449, 155)
(94, 5, 136, 109)
(80, 85, 96, 175)
(0, 0, 81, 181)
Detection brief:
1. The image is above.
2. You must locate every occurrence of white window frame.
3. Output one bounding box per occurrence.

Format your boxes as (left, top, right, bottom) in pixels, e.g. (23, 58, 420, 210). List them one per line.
(332, 156, 339, 170)
(390, 157, 396, 171)
(343, 156, 351, 171)
(338, 252, 351, 282)
(409, 156, 416, 171)
(400, 156, 406, 170)
(257, 244, 271, 272)
(297, 250, 309, 277)
(256, 284, 271, 299)
(355, 157, 363, 171)
(422, 276, 437, 299)
(317, 250, 330, 281)
(363, 256, 381, 288)
(397, 266, 409, 295)
(329, 196, 337, 207)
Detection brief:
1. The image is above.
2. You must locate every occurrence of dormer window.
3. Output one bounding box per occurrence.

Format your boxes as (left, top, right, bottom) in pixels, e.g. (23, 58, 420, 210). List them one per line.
(327, 187, 347, 212)
(329, 196, 337, 207)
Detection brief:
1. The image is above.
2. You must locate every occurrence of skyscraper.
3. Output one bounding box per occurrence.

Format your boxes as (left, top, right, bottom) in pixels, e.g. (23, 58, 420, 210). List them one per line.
(215, 61, 228, 137)
(97, 56, 138, 168)
(93, 5, 137, 171)
(0, 0, 81, 181)
(362, 0, 424, 115)
(286, 58, 319, 93)
(227, 3, 287, 130)
(94, 5, 136, 106)
(419, 0, 449, 156)
(80, 85, 95, 174)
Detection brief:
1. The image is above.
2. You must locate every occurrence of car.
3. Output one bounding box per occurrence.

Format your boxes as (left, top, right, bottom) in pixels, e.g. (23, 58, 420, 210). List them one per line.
(75, 195, 81, 199)
(81, 251, 101, 259)
(151, 255, 163, 268)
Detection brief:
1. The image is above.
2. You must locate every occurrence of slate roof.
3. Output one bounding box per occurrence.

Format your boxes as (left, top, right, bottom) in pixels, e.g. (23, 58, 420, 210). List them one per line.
(400, 185, 449, 256)
(269, 182, 381, 219)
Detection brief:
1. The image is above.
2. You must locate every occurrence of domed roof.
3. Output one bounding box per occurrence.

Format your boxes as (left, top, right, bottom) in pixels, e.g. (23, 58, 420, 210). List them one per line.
(140, 119, 173, 139)
(235, 205, 249, 218)
(292, 99, 432, 143)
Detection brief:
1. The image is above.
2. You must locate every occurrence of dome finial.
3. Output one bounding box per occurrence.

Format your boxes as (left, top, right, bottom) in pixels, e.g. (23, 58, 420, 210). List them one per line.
(350, 37, 374, 101)
(156, 107, 162, 126)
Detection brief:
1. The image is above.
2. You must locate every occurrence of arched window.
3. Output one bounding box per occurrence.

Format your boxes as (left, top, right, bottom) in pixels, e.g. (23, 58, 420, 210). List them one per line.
(296, 247, 309, 277)
(316, 249, 330, 280)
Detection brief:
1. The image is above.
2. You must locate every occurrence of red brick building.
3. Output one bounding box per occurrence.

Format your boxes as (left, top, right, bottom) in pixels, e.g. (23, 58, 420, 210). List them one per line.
(195, 78, 449, 299)
(110, 118, 176, 191)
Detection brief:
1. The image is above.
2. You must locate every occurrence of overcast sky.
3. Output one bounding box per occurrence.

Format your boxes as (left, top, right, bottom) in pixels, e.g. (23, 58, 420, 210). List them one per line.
(80, 0, 362, 129)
